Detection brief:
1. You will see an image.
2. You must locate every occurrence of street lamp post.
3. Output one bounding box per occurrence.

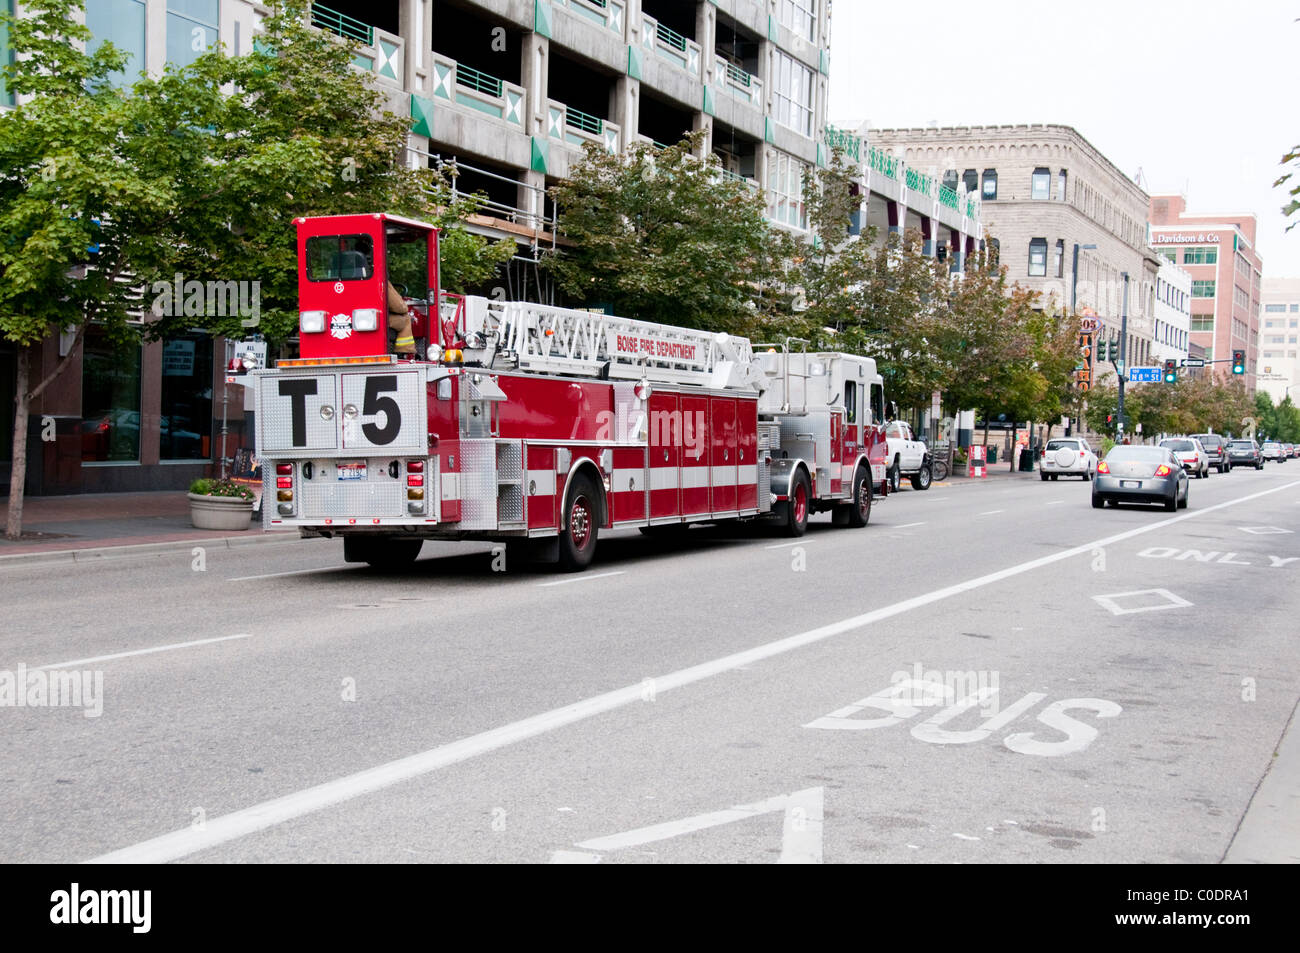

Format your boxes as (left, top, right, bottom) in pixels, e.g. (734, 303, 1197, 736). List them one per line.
(1117, 272, 1129, 437)
(1071, 243, 1098, 437)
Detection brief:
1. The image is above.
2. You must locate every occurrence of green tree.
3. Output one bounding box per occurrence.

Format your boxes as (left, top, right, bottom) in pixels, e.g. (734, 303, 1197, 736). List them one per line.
(1278, 143, 1300, 231)
(543, 134, 772, 334)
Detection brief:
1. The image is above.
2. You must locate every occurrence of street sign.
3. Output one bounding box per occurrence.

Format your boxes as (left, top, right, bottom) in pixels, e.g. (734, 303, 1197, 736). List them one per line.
(1182, 358, 1205, 368)
(1116, 361, 1126, 375)
(1128, 366, 1162, 382)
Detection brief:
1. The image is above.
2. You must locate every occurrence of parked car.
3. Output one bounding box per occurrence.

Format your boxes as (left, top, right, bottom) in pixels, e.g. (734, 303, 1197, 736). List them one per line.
(1191, 433, 1230, 473)
(1039, 437, 1097, 481)
(1287, 443, 1297, 459)
(1092, 445, 1189, 512)
(1227, 440, 1264, 470)
(884, 420, 933, 491)
(1158, 437, 1210, 478)
(1262, 441, 1285, 462)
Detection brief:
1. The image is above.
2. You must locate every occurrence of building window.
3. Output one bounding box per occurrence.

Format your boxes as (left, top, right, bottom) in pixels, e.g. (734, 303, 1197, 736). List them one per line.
(771, 51, 814, 138)
(942, 169, 958, 193)
(1265, 303, 1287, 312)
(1057, 169, 1067, 201)
(766, 151, 808, 230)
(81, 327, 142, 463)
(1, 0, 14, 107)
(777, 0, 817, 42)
(1031, 167, 1050, 200)
(1028, 238, 1047, 277)
(982, 169, 997, 200)
(86, 0, 147, 87)
(1192, 280, 1216, 298)
(1053, 239, 1064, 278)
(1158, 248, 1177, 263)
(1292, 304, 1299, 312)
(962, 169, 977, 194)
(1183, 247, 1217, 265)
(1190, 316, 1214, 332)
(159, 333, 213, 460)
(166, 0, 219, 69)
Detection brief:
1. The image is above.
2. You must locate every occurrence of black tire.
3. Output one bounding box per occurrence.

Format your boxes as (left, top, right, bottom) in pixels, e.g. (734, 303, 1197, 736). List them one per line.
(1050, 474, 1058, 481)
(931, 458, 949, 481)
(1040, 472, 1049, 482)
(910, 463, 932, 491)
(1164, 492, 1177, 512)
(1178, 484, 1188, 509)
(846, 465, 872, 527)
(888, 459, 901, 493)
(344, 536, 422, 569)
(558, 474, 600, 571)
(777, 469, 811, 537)
(1257, 462, 1264, 470)
(1085, 471, 1094, 481)
(1092, 494, 1104, 509)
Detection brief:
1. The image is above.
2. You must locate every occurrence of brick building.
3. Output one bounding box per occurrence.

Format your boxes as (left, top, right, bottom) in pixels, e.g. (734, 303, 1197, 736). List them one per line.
(1148, 194, 1264, 391)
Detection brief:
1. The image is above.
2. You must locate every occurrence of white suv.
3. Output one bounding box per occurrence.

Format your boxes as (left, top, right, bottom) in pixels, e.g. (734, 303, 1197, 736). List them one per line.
(1039, 438, 1097, 481)
(1159, 437, 1210, 478)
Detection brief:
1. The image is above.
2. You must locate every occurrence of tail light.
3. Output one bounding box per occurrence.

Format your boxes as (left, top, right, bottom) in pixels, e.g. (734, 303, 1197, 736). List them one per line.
(1097, 461, 1110, 474)
(1079, 451, 1085, 457)
(1154, 464, 1172, 476)
(406, 459, 424, 473)
(276, 463, 293, 475)
(300, 310, 326, 333)
(352, 308, 380, 332)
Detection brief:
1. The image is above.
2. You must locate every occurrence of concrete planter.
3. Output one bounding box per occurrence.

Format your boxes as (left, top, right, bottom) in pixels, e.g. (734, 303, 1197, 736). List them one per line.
(188, 492, 255, 531)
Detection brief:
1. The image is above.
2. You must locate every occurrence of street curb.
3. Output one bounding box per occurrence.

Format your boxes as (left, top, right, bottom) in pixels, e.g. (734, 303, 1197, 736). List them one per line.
(0, 531, 320, 567)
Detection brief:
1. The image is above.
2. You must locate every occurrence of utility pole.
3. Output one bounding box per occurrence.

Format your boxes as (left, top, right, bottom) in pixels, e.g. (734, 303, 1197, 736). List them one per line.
(1116, 272, 1129, 436)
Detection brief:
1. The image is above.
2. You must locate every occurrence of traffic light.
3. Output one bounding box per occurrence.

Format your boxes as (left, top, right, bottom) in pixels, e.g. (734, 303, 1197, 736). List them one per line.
(1163, 359, 1177, 384)
(1232, 350, 1245, 375)
(1106, 339, 1118, 362)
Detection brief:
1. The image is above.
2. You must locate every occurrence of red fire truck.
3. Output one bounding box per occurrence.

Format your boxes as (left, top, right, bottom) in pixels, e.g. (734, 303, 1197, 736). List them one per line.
(251, 212, 890, 570)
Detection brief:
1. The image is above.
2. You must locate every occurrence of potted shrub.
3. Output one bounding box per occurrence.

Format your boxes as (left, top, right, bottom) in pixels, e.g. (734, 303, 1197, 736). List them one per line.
(188, 478, 256, 530)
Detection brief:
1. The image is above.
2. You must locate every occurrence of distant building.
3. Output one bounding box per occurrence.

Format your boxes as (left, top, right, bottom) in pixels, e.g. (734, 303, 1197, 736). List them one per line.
(1152, 260, 1192, 369)
(865, 124, 1162, 389)
(1148, 194, 1264, 391)
(1258, 277, 1300, 404)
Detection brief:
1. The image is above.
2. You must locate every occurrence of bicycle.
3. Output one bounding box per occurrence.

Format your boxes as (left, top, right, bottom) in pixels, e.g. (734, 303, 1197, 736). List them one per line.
(930, 453, 950, 482)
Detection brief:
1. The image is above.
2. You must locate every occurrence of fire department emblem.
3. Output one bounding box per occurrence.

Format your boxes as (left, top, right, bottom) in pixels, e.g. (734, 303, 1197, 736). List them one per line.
(333, 281, 344, 294)
(329, 312, 353, 339)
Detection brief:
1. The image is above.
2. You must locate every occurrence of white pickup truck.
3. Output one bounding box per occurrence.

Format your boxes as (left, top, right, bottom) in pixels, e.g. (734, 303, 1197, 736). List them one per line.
(884, 420, 932, 491)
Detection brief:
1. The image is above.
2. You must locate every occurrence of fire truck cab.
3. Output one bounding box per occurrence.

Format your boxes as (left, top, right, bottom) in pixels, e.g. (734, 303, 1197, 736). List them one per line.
(251, 213, 889, 571)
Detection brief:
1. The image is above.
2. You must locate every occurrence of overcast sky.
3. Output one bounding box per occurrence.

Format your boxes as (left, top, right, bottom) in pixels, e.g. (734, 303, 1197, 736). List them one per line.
(827, 0, 1299, 277)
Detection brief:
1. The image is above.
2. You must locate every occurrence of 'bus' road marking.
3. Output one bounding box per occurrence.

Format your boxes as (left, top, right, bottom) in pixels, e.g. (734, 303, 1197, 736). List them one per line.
(537, 571, 626, 588)
(85, 479, 1300, 865)
(764, 539, 817, 550)
(33, 634, 253, 671)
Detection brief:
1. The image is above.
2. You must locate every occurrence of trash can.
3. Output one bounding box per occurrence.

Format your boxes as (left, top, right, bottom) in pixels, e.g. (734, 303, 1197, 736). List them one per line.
(987, 445, 997, 464)
(1019, 445, 1035, 472)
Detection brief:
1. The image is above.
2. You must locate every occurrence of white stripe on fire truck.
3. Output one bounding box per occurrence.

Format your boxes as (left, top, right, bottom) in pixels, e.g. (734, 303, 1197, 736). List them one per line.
(441, 473, 459, 500)
(648, 468, 677, 491)
(680, 468, 710, 489)
(86, 480, 1300, 864)
(611, 468, 643, 491)
(738, 464, 757, 486)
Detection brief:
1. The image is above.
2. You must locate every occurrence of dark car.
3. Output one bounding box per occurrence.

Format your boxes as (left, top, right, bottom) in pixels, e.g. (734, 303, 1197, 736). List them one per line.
(1093, 445, 1189, 512)
(1191, 433, 1230, 473)
(1227, 440, 1264, 470)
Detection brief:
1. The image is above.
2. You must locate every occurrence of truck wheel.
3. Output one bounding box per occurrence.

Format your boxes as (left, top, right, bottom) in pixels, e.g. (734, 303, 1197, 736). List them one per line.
(557, 474, 600, 572)
(909, 463, 932, 491)
(888, 459, 901, 493)
(344, 536, 422, 569)
(777, 469, 810, 537)
(837, 465, 872, 527)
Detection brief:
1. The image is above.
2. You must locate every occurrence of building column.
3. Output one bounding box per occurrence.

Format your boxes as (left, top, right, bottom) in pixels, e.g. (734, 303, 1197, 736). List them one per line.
(519, 30, 550, 224)
(399, 0, 429, 95)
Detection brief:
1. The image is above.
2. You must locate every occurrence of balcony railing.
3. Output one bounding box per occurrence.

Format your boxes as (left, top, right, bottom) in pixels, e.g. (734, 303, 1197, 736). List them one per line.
(553, 0, 626, 36)
(904, 166, 933, 198)
(713, 55, 762, 106)
(548, 99, 620, 153)
(311, 2, 373, 45)
(823, 123, 860, 162)
(432, 52, 525, 128)
(938, 185, 959, 211)
(868, 145, 899, 180)
(643, 13, 701, 76)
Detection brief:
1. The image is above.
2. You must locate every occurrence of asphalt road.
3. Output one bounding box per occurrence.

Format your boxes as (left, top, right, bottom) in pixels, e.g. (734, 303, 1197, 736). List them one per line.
(3, 463, 1299, 863)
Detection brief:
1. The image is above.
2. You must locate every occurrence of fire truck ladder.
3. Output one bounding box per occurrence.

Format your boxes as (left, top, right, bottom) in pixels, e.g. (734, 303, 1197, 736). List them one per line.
(455, 296, 765, 392)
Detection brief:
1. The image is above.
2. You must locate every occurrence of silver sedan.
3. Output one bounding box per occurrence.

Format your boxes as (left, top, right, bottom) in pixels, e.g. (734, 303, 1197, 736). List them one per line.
(1092, 445, 1189, 512)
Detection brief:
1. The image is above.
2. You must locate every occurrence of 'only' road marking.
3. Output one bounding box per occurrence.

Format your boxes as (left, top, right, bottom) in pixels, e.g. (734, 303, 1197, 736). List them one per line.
(85, 479, 1300, 864)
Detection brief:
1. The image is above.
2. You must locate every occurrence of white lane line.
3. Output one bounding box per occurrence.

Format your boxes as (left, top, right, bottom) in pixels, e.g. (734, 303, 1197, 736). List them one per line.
(977, 510, 1005, 516)
(228, 567, 350, 582)
(894, 522, 927, 529)
(537, 571, 626, 588)
(34, 634, 253, 671)
(1045, 501, 1065, 506)
(86, 479, 1300, 865)
(764, 540, 817, 550)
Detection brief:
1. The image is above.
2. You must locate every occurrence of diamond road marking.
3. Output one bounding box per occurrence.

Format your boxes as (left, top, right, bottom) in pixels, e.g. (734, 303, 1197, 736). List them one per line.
(1238, 526, 1294, 535)
(1092, 588, 1194, 616)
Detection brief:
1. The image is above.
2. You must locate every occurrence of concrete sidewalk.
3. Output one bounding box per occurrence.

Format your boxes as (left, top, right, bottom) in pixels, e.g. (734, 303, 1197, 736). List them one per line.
(0, 491, 290, 564)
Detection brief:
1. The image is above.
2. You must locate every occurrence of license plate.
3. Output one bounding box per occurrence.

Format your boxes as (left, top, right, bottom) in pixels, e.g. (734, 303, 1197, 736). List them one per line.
(337, 462, 367, 481)
(1120, 480, 1140, 488)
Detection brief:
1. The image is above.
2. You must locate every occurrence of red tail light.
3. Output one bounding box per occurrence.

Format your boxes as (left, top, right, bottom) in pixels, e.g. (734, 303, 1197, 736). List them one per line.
(407, 475, 423, 487)
(276, 463, 293, 475)
(276, 477, 292, 489)
(1097, 461, 1110, 474)
(1154, 464, 1172, 476)
(406, 459, 424, 473)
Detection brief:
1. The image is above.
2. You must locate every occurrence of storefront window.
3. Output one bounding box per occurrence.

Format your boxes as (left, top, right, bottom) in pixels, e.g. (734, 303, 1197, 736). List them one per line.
(81, 328, 142, 463)
(160, 333, 213, 460)
(85, 0, 146, 87)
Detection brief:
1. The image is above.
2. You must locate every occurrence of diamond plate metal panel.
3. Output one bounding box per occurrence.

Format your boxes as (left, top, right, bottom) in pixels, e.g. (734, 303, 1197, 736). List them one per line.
(339, 370, 427, 454)
(301, 480, 407, 519)
(496, 440, 523, 480)
(458, 438, 497, 529)
(499, 484, 524, 524)
(258, 372, 340, 454)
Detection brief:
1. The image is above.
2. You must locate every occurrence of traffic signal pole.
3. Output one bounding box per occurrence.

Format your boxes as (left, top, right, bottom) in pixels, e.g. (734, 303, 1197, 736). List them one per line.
(1116, 273, 1129, 435)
